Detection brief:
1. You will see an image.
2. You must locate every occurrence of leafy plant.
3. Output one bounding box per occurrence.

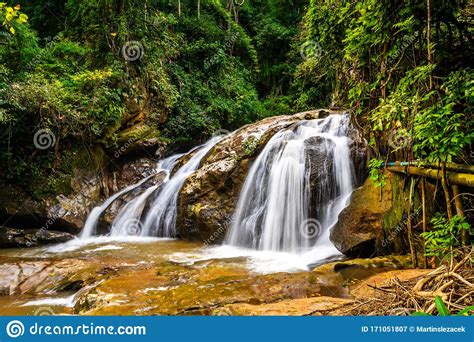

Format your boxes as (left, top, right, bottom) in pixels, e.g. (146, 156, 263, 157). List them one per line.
(368, 158, 386, 187)
(414, 69, 474, 163)
(420, 214, 471, 260)
(412, 296, 474, 316)
(0, 3, 28, 35)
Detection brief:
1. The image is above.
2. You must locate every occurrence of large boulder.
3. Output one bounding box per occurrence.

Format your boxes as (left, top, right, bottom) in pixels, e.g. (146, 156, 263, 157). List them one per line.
(330, 176, 393, 257)
(330, 172, 436, 257)
(176, 109, 358, 242)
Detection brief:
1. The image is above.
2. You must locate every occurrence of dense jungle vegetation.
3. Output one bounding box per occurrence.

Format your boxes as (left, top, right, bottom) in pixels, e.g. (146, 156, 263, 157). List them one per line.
(0, 0, 472, 217)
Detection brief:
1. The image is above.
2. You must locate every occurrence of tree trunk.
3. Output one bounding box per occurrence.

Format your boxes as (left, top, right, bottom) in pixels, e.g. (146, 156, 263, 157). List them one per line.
(407, 178, 418, 268)
(386, 166, 474, 187)
(452, 185, 469, 245)
(440, 162, 453, 220)
(421, 178, 428, 268)
(427, 0, 433, 89)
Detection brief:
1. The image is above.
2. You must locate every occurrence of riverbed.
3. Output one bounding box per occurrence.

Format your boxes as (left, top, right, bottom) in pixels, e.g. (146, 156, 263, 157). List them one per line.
(0, 238, 406, 316)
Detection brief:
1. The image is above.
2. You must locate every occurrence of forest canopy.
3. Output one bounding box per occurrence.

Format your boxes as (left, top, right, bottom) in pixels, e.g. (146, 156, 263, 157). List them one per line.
(0, 0, 472, 198)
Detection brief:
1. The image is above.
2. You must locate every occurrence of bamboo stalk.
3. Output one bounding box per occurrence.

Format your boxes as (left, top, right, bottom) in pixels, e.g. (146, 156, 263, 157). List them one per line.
(386, 166, 474, 187)
(383, 162, 474, 174)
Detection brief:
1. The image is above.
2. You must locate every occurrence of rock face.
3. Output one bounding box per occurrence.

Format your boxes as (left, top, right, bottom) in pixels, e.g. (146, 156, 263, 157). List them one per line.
(175, 110, 316, 242)
(0, 156, 160, 237)
(0, 227, 74, 248)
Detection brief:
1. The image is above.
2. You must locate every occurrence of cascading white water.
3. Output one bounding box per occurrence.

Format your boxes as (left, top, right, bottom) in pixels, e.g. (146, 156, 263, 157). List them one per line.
(80, 174, 157, 238)
(225, 114, 355, 254)
(141, 136, 221, 237)
(80, 137, 221, 239)
(108, 154, 183, 237)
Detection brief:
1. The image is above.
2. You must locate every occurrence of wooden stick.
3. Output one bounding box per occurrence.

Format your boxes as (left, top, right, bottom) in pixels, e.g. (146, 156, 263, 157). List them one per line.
(452, 185, 469, 245)
(421, 178, 428, 268)
(407, 178, 418, 268)
(440, 162, 454, 220)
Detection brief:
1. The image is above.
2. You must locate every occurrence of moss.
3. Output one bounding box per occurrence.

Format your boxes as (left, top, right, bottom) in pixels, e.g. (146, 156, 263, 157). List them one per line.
(379, 173, 435, 255)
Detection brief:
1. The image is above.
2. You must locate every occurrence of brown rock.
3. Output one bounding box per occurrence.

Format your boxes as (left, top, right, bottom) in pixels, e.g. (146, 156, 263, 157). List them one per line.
(330, 175, 394, 257)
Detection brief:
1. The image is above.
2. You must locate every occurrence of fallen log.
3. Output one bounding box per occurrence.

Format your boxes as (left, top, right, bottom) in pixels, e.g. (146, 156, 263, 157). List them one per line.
(386, 166, 474, 187)
(383, 162, 474, 174)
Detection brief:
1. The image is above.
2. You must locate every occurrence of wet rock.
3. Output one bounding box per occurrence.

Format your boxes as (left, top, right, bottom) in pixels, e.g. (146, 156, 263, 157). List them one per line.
(305, 136, 336, 215)
(225, 296, 354, 316)
(0, 258, 102, 295)
(0, 227, 74, 248)
(346, 124, 368, 186)
(176, 110, 347, 242)
(102, 169, 167, 227)
(330, 175, 394, 257)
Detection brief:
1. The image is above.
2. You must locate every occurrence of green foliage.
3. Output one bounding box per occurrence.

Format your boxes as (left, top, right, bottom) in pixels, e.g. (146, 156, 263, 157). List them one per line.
(420, 214, 471, 259)
(0, 0, 472, 202)
(412, 296, 474, 316)
(243, 135, 259, 156)
(414, 69, 474, 162)
(0, 3, 28, 35)
(368, 158, 386, 188)
(296, 0, 473, 163)
(370, 65, 435, 133)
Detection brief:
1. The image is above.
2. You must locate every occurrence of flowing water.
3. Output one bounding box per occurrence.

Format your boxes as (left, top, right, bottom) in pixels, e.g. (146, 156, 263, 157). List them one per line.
(80, 137, 221, 239)
(141, 137, 222, 237)
(225, 114, 354, 257)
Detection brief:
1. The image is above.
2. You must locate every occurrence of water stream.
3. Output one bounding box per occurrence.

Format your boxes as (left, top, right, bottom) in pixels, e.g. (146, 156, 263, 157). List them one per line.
(226, 114, 354, 256)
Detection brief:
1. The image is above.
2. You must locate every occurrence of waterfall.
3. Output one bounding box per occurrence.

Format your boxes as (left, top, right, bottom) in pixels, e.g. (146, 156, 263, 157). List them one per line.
(141, 136, 221, 237)
(80, 137, 221, 239)
(108, 154, 184, 237)
(225, 114, 355, 254)
(80, 174, 157, 238)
